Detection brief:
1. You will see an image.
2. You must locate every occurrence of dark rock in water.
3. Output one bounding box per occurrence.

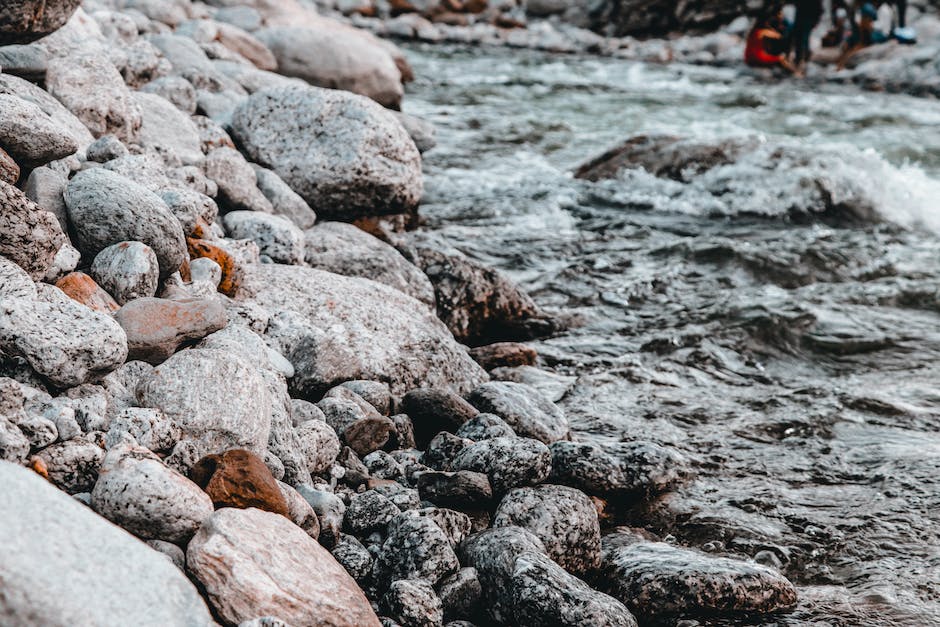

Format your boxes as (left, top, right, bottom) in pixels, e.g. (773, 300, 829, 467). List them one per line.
(437, 567, 482, 621)
(333, 533, 374, 584)
(492, 484, 600, 575)
(190, 449, 289, 517)
(402, 388, 479, 449)
(549, 440, 690, 496)
(0, 0, 83, 45)
(583, 0, 758, 37)
(598, 529, 799, 620)
(375, 512, 460, 586)
(416, 470, 493, 507)
(345, 489, 401, 534)
(382, 578, 444, 627)
(451, 436, 551, 493)
(454, 413, 515, 441)
(469, 342, 537, 371)
(422, 431, 473, 471)
(467, 381, 569, 444)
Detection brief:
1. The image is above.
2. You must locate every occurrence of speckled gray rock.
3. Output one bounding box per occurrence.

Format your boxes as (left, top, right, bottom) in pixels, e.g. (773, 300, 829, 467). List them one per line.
(438, 567, 482, 622)
(467, 381, 569, 444)
(401, 389, 479, 449)
(304, 222, 434, 306)
(225, 210, 304, 265)
(332, 533, 373, 584)
(90, 241, 159, 305)
(451, 437, 551, 494)
(0, 180, 67, 280)
(0, 460, 215, 625)
(363, 450, 404, 481)
(422, 432, 471, 472)
(0, 94, 78, 168)
(205, 147, 273, 214)
(251, 164, 317, 229)
(105, 407, 180, 454)
(11, 412, 57, 450)
(46, 52, 142, 141)
(339, 380, 392, 416)
(0, 292, 128, 387)
(376, 512, 459, 586)
(394, 507, 471, 550)
(549, 440, 690, 496)
(23, 165, 68, 231)
(230, 85, 422, 221)
(392, 111, 436, 154)
(133, 91, 203, 165)
(295, 418, 341, 475)
(247, 264, 487, 398)
(345, 489, 400, 534)
(64, 169, 186, 279)
(136, 349, 272, 465)
(85, 135, 129, 163)
(0, 73, 93, 150)
(0, 0, 83, 45)
(599, 530, 798, 619)
(159, 188, 218, 236)
(35, 437, 104, 493)
(278, 480, 320, 539)
(416, 470, 493, 507)
(297, 486, 346, 548)
(493, 484, 600, 575)
(455, 413, 515, 441)
(91, 444, 213, 543)
(141, 75, 198, 115)
(0, 255, 36, 300)
(187, 507, 382, 627)
(0, 416, 29, 463)
(383, 579, 444, 627)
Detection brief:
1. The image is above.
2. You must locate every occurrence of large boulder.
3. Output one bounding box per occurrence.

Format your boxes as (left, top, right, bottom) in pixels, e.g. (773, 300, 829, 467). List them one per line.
(0, 73, 94, 151)
(187, 507, 381, 626)
(0, 180, 67, 280)
(549, 440, 690, 496)
(0, 0, 83, 45)
(245, 263, 487, 398)
(132, 91, 203, 165)
(230, 84, 422, 222)
(0, 460, 214, 625)
(0, 94, 78, 169)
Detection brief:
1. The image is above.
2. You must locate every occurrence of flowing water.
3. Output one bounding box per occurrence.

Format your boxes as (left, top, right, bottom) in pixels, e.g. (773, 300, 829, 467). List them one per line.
(402, 44, 940, 626)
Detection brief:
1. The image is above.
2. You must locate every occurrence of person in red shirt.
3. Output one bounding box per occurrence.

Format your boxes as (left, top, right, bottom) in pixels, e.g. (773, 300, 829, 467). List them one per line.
(745, 9, 799, 75)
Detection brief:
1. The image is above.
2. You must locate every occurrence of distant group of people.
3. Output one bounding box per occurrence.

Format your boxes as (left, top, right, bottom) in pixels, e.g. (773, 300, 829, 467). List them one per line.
(745, 1, 917, 76)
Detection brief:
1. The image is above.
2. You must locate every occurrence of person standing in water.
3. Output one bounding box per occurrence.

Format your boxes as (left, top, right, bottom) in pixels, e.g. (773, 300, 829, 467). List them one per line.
(792, 0, 824, 69)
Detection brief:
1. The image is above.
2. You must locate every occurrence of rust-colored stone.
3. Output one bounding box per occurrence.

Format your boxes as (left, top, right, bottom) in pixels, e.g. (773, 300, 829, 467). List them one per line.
(55, 272, 119, 313)
(469, 342, 537, 370)
(388, 0, 416, 15)
(190, 449, 289, 517)
(442, 0, 463, 11)
(187, 237, 242, 297)
(29, 455, 49, 480)
(0, 147, 19, 185)
(493, 14, 526, 28)
(462, 0, 487, 12)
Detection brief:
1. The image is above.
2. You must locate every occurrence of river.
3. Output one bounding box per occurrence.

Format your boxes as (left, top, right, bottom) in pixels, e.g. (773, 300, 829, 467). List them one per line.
(402, 44, 940, 626)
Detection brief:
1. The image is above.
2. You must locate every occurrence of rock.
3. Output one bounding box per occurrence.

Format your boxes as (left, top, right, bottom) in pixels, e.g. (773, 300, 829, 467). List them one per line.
(278, 480, 320, 539)
(160, 189, 219, 236)
(295, 419, 341, 475)
(133, 91, 203, 165)
(0, 416, 29, 464)
(22, 166, 67, 228)
(247, 264, 487, 398)
(598, 529, 799, 619)
(469, 342, 537, 370)
(91, 444, 214, 543)
(304, 222, 435, 305)
(451, 436, 551, 494)
(363, 450, 404, 480)
(413, 243, 554, 345)
(0, 44, 48, 82)
(376, 512, 460, 586)
(114, 297, 228, 364)
(86, 135, 129, 163)
(0, 291, 127, 388)
(0, 460, 214, 624)
(64, 169, 187, 279)
(0, 94, 78, 168)
(190, 449, 289, 516)
(0, 73, 93, 150)
(46, 52, 142, 141)
(106, 407, 180, 454)
(438, 567, 482, 622)
(224, 210, 304, 265)
(549, 440, 690, 496)
(12, 412, 56, 450)
(332, 533, 373, 583)
(0, 147, 19, 185)
(455, 413, 515, 441)
(383, 579, 444, 627)
(35, 438, 104, 493)
(402, 389, 479, 449)
(136, 349, 272, 464)
(390, 414, 417, 450)
(0, 0, 83, 45)
(416, 470, 492, 507)
(54, 271, 119, 313)
(90, 241, 160, 305)
(344, 415, 396, 457)
(188, 507, 382, 626)
(230, 85, 422, 222)
(0, 256, 35, 300)
(187, 237, 242, 297)
(345, 489, 400, 534)
(392, 111, 436, 153)
(251, 165, 317, 229)
(296, 486, 346, 548)
(422, 432, 471, 472)
(0, 180, 67, 280)
(204, 147, 274, 214)
(493, 484, 599, 575)
(255, 24, 402, 108)
(141, 76, 198, 115)
(396, 507, 471, 549)
(148, 539, 187, 570)
(467, 381, 569, 444)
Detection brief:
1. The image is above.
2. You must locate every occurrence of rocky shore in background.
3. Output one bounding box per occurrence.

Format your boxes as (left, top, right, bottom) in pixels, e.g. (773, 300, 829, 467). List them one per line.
(0, 0, 850, 626)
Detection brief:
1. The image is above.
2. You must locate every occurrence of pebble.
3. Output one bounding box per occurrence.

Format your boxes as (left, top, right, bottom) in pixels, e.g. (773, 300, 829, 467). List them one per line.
(35, 437, 105, 494)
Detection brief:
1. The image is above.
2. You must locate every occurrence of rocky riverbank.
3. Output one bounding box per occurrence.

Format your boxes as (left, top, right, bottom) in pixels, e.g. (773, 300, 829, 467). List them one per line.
(0, 1, 841, 626)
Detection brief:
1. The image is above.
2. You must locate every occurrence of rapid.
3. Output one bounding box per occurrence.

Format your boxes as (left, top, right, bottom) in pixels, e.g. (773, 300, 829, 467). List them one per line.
(403, 44, 940, 625)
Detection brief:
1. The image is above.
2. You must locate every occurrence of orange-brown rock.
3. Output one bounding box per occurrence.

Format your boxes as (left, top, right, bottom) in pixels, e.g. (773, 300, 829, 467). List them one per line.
(494, 14, 526, 28)
(389, 0, 417, 15)
(55, 272, 119, 313)
(442, 0, 464, 11)
(190, 449, 289, 517)
(432, 11, 470, 25)
(469, 342, 537, 370)
(0, 147, 19, 184)
(187, 237, 242, 297)
(463, 0, 487, 12)
(113, 297, 227, 364)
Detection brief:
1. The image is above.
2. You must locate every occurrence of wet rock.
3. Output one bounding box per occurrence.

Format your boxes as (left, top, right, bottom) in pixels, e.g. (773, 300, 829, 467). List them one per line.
(190, 448, 288, 516)
(133, 91, 203, 165)
(35, 437, 104, 493)
(204, 146, 274, 214)
(304, 222, 435, 305)
(247, 264, 486, 397)
(0, 94, 78, 169)
(295, 418, 341, 475)
(549, 440, 690, 496)
(416, 470, 493, 507)
(230, 84, 422, 221)
(105, 407, 180, 454)
(278, 480, 320, 539)
(256, 23, 402, 109)
(251, 164, 317, 229)
(114, 297, 227, 365)
(345, 489, 401, 534)
(187, 507, 382, 626)
(467, 381, 568, 444)
(493, 484, 600, 575)
(451, 436, 551, 493)
(91, 444, 213, 543)
(469, 342, 537, 370)
(90, 241, 160, 305)
(55, 271, 119, 313)
(438, 567, 481, 622)
(224, 210, 304, 265)
(402, 388, 479, 449)
(383, 579, 444, 627)
(454, 413, 515, 441)
(64, 169, 186, 279)
(0, 460, 214, 624)
(333, 533, 373, 583)
(599, 529, 798, 619)
(136, 349, 272, 464)
(422, 432, 472, 472)
(0, 180, 67, 280)
(297, 485, 346, 548)
(376, 512, 460, 586)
